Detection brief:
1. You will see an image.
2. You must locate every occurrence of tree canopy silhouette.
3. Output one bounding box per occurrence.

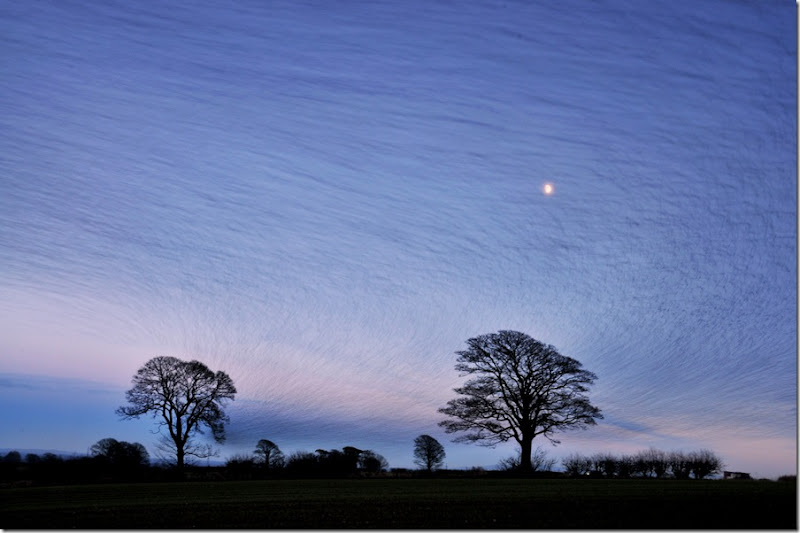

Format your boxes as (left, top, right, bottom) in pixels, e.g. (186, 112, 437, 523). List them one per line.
(116, 356, 236, 471)
(358, 450, 389, 474)
(254, 439, 285, 470)
(413, 434, 446, 472)
(89, 438, 149, 469)
(439, 330, 602, 471)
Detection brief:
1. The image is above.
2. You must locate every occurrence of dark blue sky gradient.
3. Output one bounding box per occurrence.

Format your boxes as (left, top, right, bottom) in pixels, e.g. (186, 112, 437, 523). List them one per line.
(0, 0, 796, 477)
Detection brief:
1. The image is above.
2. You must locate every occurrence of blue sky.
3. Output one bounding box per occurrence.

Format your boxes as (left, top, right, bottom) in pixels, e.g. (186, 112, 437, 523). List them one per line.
(0, 0, 796, 477)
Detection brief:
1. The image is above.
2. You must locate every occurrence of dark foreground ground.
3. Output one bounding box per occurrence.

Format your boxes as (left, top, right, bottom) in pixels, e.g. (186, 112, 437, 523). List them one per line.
(2, 478, 796, 529)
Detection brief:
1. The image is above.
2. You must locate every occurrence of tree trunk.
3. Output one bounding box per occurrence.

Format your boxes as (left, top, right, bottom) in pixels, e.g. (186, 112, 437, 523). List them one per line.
(175, 418, 184, 474)
(520, 438, 533, 472)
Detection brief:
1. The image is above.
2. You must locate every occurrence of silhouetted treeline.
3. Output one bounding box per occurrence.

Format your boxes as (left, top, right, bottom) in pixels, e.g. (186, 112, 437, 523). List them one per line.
(224, 445, 389, 480)
(2, 440, 392, 485)
(561, 448, 724, 479)
(6, 441, 781, 486)
(1, 445, 155, 486)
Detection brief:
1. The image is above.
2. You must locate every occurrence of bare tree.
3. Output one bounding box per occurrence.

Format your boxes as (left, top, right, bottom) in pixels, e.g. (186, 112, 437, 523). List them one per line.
(413, 435, 446, 472)
(116, 356, 236, 472)
(590, 452, 618, 478)
(635, 448, 669, 478)
(439, 330, 602, 471)
(254, 439, 285, 470)
(562, 453, 591, 477)
(688, 449, 723, 479)
(668, 451, 692, 479)
(616, 454, 638, 478)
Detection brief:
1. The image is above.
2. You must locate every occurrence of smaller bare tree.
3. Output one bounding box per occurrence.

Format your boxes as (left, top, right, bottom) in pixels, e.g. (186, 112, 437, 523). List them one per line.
(637, 448, 669, 478)
(413, 435, 446, 472)
(561, 453, 591, 477)
(616, 454, 636, 478)
(688, 449, 723, 479)
(254, 439, 285, 470)
(669, 451, 692, 479)
(591, 452, 618, 478)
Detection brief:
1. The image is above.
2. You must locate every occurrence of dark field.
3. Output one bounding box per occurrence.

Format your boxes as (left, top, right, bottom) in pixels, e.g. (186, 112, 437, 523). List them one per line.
(2, 478, 796, 529)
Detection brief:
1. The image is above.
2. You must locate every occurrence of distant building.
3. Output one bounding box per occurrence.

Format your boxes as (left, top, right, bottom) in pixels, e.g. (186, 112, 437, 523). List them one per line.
(723, 471, 751, 480)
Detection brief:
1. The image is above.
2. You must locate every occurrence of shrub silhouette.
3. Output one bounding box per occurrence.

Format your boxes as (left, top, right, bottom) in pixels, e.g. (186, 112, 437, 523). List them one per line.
(561, 448, 724, 479)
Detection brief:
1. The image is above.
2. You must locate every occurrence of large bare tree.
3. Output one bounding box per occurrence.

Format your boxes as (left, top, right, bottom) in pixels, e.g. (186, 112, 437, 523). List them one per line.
(439, 330, 602, 471)
(117, 356, 236, 471)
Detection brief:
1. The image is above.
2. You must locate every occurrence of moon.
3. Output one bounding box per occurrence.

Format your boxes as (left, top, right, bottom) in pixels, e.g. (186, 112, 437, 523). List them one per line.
(543, 183, 554, 195)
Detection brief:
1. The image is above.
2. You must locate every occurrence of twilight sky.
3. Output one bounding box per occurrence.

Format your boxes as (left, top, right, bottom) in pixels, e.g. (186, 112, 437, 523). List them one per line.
(0, 0, 796, 478)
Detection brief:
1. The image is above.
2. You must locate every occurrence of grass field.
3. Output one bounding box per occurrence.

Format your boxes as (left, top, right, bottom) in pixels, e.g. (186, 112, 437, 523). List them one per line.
(2, 478, 796, 529)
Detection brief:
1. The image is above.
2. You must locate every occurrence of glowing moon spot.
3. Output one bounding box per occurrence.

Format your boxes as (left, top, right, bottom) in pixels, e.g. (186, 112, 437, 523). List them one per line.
(543, 183, 554, 195)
